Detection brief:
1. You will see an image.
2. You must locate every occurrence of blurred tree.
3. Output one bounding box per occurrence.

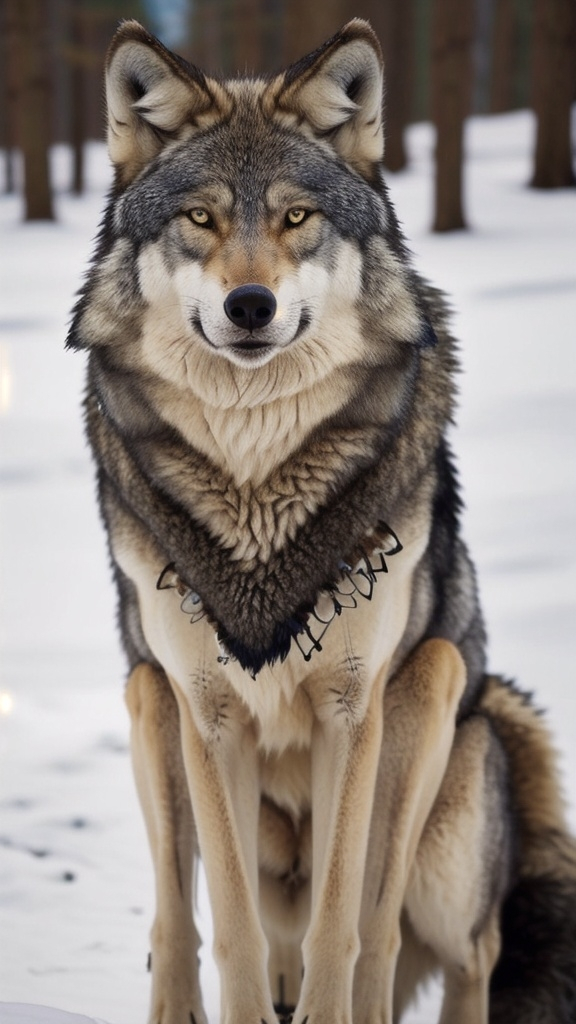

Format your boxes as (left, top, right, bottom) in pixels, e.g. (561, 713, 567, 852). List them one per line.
(0, 1, 18, 193)
(61, 0, 146, 151)
(473, 0, 492, 112)
(230, 0, 263, 71)
(190, 0, 227, 72)
(261, 0, 285, 73)
(358, 0, 414, 171)
(430, 0, 475, 231)
(281, 0, 348, 66)
(68, 0, 87, 194)
(489, 0, 517, 112)
(5, 0, 55, 219)
(531, 0, 576, 188)
(1, 0, 150, 211)
(215, 0, 240, 72)
(412, 0, 433, 121)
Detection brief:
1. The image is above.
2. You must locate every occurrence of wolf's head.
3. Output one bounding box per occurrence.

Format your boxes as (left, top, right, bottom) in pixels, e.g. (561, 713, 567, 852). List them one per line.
(69, 21, 434, 397)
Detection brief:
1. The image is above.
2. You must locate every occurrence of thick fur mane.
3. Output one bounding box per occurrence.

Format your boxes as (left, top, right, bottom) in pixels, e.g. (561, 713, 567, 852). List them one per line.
(84, 281, 457, 673)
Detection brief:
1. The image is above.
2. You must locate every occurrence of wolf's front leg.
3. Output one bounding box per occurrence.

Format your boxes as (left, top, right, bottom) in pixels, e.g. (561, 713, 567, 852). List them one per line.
(290, 652, 388, 1024)
(125, 663, 207, 1024)
(353, 639, 466, 1024)
(171, 669, 278, 1024)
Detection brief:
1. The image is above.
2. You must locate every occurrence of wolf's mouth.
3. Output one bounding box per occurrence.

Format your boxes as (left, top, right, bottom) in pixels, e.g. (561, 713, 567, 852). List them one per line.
(190, 306, 311, 359)
(191, 314, 271, 355)
(230, 339, 271, 353)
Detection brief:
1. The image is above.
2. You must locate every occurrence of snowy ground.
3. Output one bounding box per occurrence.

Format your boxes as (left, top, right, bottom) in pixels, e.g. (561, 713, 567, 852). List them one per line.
(0, 111, 574, 1024)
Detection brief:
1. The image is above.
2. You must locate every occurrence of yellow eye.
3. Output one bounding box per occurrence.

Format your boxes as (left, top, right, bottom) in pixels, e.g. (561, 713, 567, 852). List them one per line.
(286, 208, 308, 227)
(187, 208, 213, 227)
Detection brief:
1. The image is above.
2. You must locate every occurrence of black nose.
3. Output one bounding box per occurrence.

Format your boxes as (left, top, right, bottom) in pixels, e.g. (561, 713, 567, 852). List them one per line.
(223, 284, 277, 331)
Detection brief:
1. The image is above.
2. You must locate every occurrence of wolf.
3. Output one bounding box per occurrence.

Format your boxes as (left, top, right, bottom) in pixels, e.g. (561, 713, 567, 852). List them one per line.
(67, 18, 576, 1024)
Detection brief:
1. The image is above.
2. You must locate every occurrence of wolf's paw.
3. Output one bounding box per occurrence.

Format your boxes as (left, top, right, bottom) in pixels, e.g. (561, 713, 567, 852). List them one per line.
(273, 1002, 295, 1024)
(149, 1007, 207, 1024)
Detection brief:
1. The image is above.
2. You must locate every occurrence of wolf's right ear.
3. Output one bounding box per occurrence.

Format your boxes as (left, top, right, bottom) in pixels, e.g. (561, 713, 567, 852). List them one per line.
(105, 21, 230, 186)
(265, 19, 384, 179)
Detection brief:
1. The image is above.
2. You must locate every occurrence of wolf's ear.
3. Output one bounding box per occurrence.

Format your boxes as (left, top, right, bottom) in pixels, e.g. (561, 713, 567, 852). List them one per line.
(105, 21, 230, 185)
(266, 19, 384, 177)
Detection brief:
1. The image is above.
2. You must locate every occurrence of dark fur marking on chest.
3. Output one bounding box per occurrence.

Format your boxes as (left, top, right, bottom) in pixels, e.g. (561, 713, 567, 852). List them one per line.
(156, 528, 402, 676)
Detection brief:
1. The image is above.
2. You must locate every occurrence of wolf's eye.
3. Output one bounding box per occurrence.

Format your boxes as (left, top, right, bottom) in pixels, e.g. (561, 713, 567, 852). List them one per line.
(187, 208, 213, 228)
(285, 208, 309, 228)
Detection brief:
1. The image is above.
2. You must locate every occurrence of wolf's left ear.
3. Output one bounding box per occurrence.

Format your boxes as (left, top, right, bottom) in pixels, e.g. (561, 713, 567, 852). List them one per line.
(266, 19, 384, 177)
(105, 21, 230, 185)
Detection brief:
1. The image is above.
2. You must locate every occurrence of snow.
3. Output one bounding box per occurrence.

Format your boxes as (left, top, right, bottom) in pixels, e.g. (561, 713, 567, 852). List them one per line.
(0, 111, 574, 1024)
(0, 1007, 109, 1024)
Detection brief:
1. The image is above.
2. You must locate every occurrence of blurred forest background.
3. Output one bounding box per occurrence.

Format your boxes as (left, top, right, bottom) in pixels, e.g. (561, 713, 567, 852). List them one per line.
(1, 0, 575, 230)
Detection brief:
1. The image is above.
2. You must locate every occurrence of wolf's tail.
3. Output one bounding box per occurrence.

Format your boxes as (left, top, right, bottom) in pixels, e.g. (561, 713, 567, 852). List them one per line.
(479, 676, 576, 1023)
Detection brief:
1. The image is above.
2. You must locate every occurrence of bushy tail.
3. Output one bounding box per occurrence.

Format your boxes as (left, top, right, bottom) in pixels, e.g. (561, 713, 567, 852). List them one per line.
(480, 677, 576, 1024)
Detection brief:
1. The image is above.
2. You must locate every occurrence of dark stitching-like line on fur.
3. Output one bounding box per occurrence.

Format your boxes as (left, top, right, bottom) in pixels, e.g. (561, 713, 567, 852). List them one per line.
(156, 525, 402, 675)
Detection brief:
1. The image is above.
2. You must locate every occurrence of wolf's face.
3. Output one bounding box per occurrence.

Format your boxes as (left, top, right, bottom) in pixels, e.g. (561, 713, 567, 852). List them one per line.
(70, 20, 432, 391)
(116, 88, 385, 371)
(106, 21, 393, 373)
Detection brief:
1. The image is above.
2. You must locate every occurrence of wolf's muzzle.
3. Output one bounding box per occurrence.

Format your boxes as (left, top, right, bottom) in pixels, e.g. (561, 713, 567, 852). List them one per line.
(224, 284, 277, 332)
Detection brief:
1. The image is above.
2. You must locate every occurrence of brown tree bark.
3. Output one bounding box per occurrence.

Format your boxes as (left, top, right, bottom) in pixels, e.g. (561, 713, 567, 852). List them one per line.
(282, 0, 348, 67)
(1, 0, 19, 193)
(7, 0, 54, 219)
(362, 0, 414, 172)
(189, 0, 266, 74)
(489, 0, 517, 112)
(229, 0, 263, 73)
(190, 0, 227, 73)
(261, 0, 285, 73)
(531, 0, 576, 188)
(68, 0, 86, 195)
(430, 0, 475, 231)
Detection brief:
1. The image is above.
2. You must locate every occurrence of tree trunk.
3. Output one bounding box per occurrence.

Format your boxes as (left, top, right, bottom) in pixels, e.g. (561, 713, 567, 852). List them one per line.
(0, 0, 19, 193)
(430, 0, 475, 231)
(490, 0, 517, 112)
(261, 0, 284, 73)
(190, 0, 227, 74)
(9, 0, 54, 219)
(370, 0, 414, 172)
(282, 0, 348, 67)
(69, 0, 86, 195)
(229, 0, 263, 73)
(531, 0, 576, 189)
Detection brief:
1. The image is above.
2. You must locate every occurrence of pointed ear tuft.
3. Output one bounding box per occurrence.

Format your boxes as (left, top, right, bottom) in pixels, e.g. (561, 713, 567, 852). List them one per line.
(105, 21, 230, 185)
(266, 19, 385, 178)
